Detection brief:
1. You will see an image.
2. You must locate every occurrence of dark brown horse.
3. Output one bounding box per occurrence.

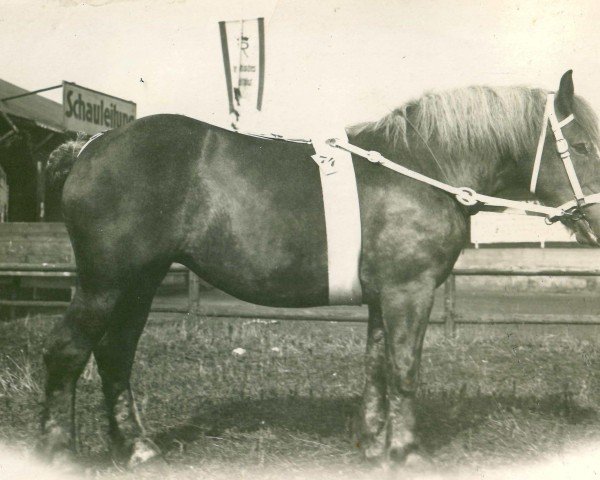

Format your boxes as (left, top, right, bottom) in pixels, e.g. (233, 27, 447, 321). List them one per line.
(41, 71, 600, 466)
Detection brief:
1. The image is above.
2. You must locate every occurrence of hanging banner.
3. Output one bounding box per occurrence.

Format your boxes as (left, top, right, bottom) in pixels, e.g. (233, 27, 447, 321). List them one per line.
(219, 17, 265, 128)
(62, 81, 136, 135)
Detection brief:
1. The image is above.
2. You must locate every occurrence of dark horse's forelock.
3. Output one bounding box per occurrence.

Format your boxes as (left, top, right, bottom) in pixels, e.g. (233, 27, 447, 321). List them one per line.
(351, 86, 600, 161)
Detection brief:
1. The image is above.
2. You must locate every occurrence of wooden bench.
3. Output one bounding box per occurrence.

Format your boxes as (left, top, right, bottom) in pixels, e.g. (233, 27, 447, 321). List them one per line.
(0, 223, 73, 317)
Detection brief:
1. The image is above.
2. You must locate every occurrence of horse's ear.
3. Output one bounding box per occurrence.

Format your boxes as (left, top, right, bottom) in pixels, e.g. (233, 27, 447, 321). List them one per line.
(556, 70, 575, 114)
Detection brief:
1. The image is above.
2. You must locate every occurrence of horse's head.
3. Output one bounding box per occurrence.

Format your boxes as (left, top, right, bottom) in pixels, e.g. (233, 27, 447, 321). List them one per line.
(526, 70, 600, 246)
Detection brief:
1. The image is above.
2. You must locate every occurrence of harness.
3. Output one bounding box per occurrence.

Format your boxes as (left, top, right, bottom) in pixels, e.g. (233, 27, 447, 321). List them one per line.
(328, 92, 600, 225)
(77, 132, 104, 157)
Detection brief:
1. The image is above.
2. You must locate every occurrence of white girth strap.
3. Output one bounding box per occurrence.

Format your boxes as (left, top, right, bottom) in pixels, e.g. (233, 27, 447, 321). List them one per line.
(312, 130, 362, 305)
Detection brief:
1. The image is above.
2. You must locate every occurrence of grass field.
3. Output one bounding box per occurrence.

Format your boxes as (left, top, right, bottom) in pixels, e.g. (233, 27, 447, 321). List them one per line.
(2, 313, 600, 479)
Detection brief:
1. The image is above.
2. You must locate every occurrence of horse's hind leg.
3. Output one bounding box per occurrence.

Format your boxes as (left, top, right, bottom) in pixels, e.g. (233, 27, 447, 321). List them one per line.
(40, 288, 119, 459)
(92, 269, 168, 466)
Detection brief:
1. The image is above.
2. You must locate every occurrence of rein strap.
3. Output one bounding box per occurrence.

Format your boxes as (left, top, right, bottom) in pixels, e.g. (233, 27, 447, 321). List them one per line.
(328, 138, 568, 221)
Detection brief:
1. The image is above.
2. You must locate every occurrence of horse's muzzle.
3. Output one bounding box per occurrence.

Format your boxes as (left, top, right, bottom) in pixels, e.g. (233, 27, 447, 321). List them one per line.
(564, 204, 600, 247)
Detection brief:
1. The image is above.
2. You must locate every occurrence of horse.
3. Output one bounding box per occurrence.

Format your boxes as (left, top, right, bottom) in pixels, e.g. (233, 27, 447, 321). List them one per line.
(40, 71, 600, 466)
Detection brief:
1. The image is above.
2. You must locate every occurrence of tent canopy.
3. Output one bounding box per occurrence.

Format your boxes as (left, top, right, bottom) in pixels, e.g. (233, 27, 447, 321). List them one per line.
(0, 79, 64, 132)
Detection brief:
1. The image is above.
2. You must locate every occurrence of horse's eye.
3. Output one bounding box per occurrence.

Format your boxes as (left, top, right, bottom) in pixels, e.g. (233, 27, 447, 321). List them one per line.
(572, 142, 589, 155)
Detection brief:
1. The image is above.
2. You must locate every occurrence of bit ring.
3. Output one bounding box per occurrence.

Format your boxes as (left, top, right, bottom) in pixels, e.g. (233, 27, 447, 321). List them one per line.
(455, 187, 478, 206)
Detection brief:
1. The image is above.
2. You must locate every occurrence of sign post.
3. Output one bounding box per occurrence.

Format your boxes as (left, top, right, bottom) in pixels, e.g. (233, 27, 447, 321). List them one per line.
(219, 17, 265, 129)
(62, 81, 136, 135)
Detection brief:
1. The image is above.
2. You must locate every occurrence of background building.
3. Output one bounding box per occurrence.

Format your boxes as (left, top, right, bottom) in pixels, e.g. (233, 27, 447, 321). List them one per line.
(0, 79, 71, 222)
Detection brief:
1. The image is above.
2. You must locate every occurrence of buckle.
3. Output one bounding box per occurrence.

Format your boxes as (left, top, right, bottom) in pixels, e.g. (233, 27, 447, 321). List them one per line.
(546, 206, 585, 225)
(366, 151, 384, 164)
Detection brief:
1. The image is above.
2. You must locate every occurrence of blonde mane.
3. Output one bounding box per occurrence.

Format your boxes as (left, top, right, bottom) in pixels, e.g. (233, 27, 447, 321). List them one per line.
(351, 85, 599, 162)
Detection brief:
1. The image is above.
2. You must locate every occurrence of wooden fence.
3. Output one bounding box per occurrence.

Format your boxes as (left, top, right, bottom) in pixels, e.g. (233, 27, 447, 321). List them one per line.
(187, 248, 600, 333)
(2, 223, 600, 331)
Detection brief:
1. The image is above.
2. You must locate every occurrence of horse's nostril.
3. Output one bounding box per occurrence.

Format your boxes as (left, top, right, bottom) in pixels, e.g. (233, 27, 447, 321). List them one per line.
(572, 218, 600, 246)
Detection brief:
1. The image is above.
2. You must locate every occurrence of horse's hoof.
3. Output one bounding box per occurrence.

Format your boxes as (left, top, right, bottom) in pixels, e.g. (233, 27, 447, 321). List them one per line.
(357, 433, 387, 464)
(35, 434, 74, 465)
(127, 438, 161, 468)
(362, 446, 385, 465)
(404, 451, 428, 468)
(356, 423, 387, 463)
(388, 443, 422, 465)
(36, 444, 79, 476)
(48, 451, 81, 475)
(371, 460, 391, 474)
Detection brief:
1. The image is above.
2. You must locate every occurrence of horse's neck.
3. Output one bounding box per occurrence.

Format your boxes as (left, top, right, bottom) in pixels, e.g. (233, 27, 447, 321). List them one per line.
(350, 128, 522, 198)
(434, 148, 520, 198)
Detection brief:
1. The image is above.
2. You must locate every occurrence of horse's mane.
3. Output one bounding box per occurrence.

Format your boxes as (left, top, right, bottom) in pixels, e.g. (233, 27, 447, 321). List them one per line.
(350, 85, 600, 161)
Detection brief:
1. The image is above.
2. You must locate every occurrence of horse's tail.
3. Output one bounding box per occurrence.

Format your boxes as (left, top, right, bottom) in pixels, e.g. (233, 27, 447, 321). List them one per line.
(46, 135, 87, 190)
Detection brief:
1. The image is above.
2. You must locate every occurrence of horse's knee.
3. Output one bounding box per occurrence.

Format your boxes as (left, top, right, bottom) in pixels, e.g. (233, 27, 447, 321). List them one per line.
(43, 320, 94, 384)
(45, 291, 118, 356)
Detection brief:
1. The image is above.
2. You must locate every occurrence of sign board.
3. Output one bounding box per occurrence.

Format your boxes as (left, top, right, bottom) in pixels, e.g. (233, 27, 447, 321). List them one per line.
(470, 211, 574, 247)
(62, 81, 136, 135)
(219, 17, 265, 128)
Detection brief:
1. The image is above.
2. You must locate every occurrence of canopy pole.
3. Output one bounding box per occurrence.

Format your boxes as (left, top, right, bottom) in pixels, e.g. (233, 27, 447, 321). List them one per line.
(0, 84, 62, 102)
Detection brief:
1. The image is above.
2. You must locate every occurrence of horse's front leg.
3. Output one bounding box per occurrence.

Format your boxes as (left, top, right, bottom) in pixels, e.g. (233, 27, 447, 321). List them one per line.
(358, 302, 387, 460)
(381, 276, 435, 463)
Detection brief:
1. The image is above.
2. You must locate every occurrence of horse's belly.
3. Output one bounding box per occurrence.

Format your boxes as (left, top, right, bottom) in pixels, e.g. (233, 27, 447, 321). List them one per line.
(193, 252, 329, 308)
(185, 210, 330, 308)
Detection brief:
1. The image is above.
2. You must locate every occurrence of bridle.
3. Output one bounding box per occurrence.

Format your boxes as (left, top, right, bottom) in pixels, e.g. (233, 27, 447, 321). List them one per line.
(328, 92, 600, 225)
(529, 93, 600, 223)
